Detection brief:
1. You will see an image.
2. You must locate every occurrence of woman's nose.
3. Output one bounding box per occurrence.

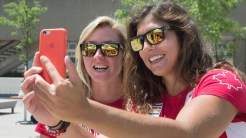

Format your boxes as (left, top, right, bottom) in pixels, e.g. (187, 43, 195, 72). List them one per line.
(94, 48, 104, 59)
(142, 40, 155, 52)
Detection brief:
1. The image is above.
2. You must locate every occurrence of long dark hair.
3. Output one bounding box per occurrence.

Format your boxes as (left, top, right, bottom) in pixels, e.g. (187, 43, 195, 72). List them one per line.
(123, 1, 213, 113)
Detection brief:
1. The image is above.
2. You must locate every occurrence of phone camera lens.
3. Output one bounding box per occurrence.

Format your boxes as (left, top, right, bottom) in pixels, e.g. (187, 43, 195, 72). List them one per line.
(43, 30, 50, 35)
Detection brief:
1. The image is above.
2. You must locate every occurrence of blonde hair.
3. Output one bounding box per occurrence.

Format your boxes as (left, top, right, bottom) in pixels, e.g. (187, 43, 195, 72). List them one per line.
(75, 16, 127, 97)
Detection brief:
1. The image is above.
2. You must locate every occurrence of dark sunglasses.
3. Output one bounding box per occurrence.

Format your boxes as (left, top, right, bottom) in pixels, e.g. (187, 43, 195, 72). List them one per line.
(80, 43, 123, 57)
(129, 26, 175, 52)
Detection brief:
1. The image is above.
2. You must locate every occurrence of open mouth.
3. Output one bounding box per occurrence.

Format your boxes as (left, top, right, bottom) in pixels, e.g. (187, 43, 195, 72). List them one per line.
(149, 54, 165, 63)
(93, 65, 109, 71)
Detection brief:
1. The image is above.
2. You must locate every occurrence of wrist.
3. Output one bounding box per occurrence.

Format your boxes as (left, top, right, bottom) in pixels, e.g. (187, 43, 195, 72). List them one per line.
(80, 99, 103, 125)
(46, 119, 61, 127)
(46, 120, 70, 137)
(80, 98, 93, 123)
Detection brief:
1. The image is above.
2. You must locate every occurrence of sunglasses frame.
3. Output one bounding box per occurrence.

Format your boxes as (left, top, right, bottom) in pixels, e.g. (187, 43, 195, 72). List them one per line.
(130, 26, 175, 52)
(80, 42, 123, 57)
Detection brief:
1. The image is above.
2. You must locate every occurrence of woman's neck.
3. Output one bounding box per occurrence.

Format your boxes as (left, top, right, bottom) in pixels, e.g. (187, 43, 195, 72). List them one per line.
(91, 78, 123, 103)
(162, 76, 187, 96)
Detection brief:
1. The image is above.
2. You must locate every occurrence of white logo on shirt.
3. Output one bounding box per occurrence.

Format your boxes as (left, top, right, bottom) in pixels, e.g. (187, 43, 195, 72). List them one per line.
(213, 70, 243, 91)
(148, 103, 163, 117)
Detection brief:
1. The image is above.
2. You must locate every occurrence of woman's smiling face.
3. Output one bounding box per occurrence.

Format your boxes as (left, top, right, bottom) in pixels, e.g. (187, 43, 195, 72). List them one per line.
(83, 26, 123, 83)
(138, 17, 180, 79)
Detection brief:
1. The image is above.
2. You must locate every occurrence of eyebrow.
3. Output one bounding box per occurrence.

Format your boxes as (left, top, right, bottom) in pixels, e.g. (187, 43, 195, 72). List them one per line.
(84, 41, 120, 44)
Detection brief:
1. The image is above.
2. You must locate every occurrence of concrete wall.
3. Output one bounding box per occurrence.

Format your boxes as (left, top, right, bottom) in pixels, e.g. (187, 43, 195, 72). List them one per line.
(231, 2, 246, 73)
(0, 0, 121, 41)
(1, 0, 246, 72)
(0, 77, 23, 95)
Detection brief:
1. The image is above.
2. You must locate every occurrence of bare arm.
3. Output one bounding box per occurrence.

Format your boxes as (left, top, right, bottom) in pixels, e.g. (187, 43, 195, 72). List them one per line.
(21, 52, 59, 126)
(58, 123, 96, 138)
(76, 95, 237, 138)
(35, 56, 239, 138)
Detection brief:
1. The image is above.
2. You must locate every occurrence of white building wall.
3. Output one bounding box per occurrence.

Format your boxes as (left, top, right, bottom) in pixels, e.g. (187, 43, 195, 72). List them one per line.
(1, 0, 246, 72)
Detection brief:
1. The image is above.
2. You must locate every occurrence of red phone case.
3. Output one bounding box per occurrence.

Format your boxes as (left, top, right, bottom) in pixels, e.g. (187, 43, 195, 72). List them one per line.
(39, 28, 67, 84)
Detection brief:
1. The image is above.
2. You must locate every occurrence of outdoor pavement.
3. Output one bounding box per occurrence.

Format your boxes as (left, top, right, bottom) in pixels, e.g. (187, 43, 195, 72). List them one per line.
(0, 77, 39, 138)
(0, 99, 39, 138)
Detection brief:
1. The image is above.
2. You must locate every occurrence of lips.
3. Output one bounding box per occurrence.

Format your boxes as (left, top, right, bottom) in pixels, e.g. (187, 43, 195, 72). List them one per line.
(93, 65, 109, 71)
(149, 54, 165, 63)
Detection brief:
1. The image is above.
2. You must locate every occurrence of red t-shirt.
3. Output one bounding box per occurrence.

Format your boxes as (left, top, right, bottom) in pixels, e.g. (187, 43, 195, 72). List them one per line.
(82, 97, 124, 136)
(192, 69, 246, 138)
(35, 97, 124, 138)
(149, 69, 246, 138)
(147, 86, 192, 119)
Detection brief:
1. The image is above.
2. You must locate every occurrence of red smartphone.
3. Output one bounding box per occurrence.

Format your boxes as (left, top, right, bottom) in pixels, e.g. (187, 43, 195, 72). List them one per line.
(39, 28, 67, 84)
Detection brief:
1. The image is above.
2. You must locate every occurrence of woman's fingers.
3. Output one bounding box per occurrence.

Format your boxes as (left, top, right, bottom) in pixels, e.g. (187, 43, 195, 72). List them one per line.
(21, 52, 42, 97)
(40, 56, 63, 85)
(32, 51, 41, 67)
(35, 88, 61, 120)
(23, 51, 42, 79)
(22, 91, 36, 111)
(23, 67, 42, 79)
(65, 56, 81, 85)
(20, 75, 36, 95)
(34, 74, 54, 96)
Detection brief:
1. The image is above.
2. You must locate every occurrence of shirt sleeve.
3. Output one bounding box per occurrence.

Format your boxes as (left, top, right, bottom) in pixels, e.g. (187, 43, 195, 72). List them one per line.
(35, 123, 56, 138)
(192, 69, 246, 113)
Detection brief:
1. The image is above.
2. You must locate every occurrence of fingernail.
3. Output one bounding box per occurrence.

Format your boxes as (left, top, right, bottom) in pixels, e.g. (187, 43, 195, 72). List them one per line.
(66, 56, 72, 63)
(34, 67, 42, 71)
(40, 56, 47, 62)
(40, 56, 44, 61)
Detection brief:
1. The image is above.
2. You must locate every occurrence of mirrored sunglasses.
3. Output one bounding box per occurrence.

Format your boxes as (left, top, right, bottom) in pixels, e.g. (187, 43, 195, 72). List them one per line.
(80, 43, 123, 57)
(130, 26, 175, 52)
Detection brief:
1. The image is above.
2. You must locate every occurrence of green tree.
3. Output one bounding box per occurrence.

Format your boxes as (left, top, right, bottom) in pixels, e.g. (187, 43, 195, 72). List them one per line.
(115, 0, 159, 24)
(115, 0, 246, 61)
(0, 0, 47, 69)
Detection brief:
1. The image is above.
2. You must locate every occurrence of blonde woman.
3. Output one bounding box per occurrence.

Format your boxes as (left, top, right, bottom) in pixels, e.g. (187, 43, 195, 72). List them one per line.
(21, 16, 127, 137)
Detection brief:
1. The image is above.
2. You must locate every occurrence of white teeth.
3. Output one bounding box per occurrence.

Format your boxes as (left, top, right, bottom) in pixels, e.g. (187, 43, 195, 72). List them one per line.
(94, 65, 108, 70)
(149, 55, 164, 62)
(95, 65, 107, 69)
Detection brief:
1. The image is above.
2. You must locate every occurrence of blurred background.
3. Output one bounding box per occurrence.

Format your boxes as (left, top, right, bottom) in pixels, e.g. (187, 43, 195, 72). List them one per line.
(0, 0, 245, 137)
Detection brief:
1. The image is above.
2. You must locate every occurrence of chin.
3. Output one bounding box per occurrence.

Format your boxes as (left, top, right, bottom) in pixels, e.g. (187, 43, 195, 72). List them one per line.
(152, 71, 164, 77)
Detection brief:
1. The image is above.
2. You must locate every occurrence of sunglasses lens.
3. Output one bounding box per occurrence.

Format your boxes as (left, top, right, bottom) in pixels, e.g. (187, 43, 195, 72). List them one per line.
(146, 28, 164, 45)
(130, 38, 143, 52)
(81, 43, 96, 56)
(101, 43, 119, 56)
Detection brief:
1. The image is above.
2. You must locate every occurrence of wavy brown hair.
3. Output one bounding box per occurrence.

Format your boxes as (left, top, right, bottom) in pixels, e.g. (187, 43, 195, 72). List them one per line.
(123, 2, 213, 113)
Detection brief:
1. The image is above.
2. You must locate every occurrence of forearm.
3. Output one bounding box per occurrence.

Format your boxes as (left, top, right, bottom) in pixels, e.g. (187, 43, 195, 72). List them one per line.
(58, 123, 95, 138)
(48, 95, 237, 138)
(79, 100, 187, 138)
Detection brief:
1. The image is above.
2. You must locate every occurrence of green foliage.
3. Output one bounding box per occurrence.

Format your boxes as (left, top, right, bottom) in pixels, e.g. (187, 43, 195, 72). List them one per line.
(115, 0, 246, 61)
(0, 0, 47, 61)
(115, 0, 159, 24)
(177, 0, 245, 42)
(2, 71, 24, 77)
(178, 0, 246, 61)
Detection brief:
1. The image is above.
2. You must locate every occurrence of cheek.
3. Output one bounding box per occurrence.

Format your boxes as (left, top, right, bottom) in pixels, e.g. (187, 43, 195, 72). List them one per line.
(83, 58, 91, 71)
(139, 51, 149, 66)
(117, 56, 124, 68)
(167, 34, 181, 57)
(139, 51, 145, 61)
(112, 56, 124, 72)
(169, 43, 181, 66)
(173, 42, 181, 58)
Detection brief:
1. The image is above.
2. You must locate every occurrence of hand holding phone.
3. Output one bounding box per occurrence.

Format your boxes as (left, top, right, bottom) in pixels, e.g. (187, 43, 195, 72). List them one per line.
(39, 28, 67, 84)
